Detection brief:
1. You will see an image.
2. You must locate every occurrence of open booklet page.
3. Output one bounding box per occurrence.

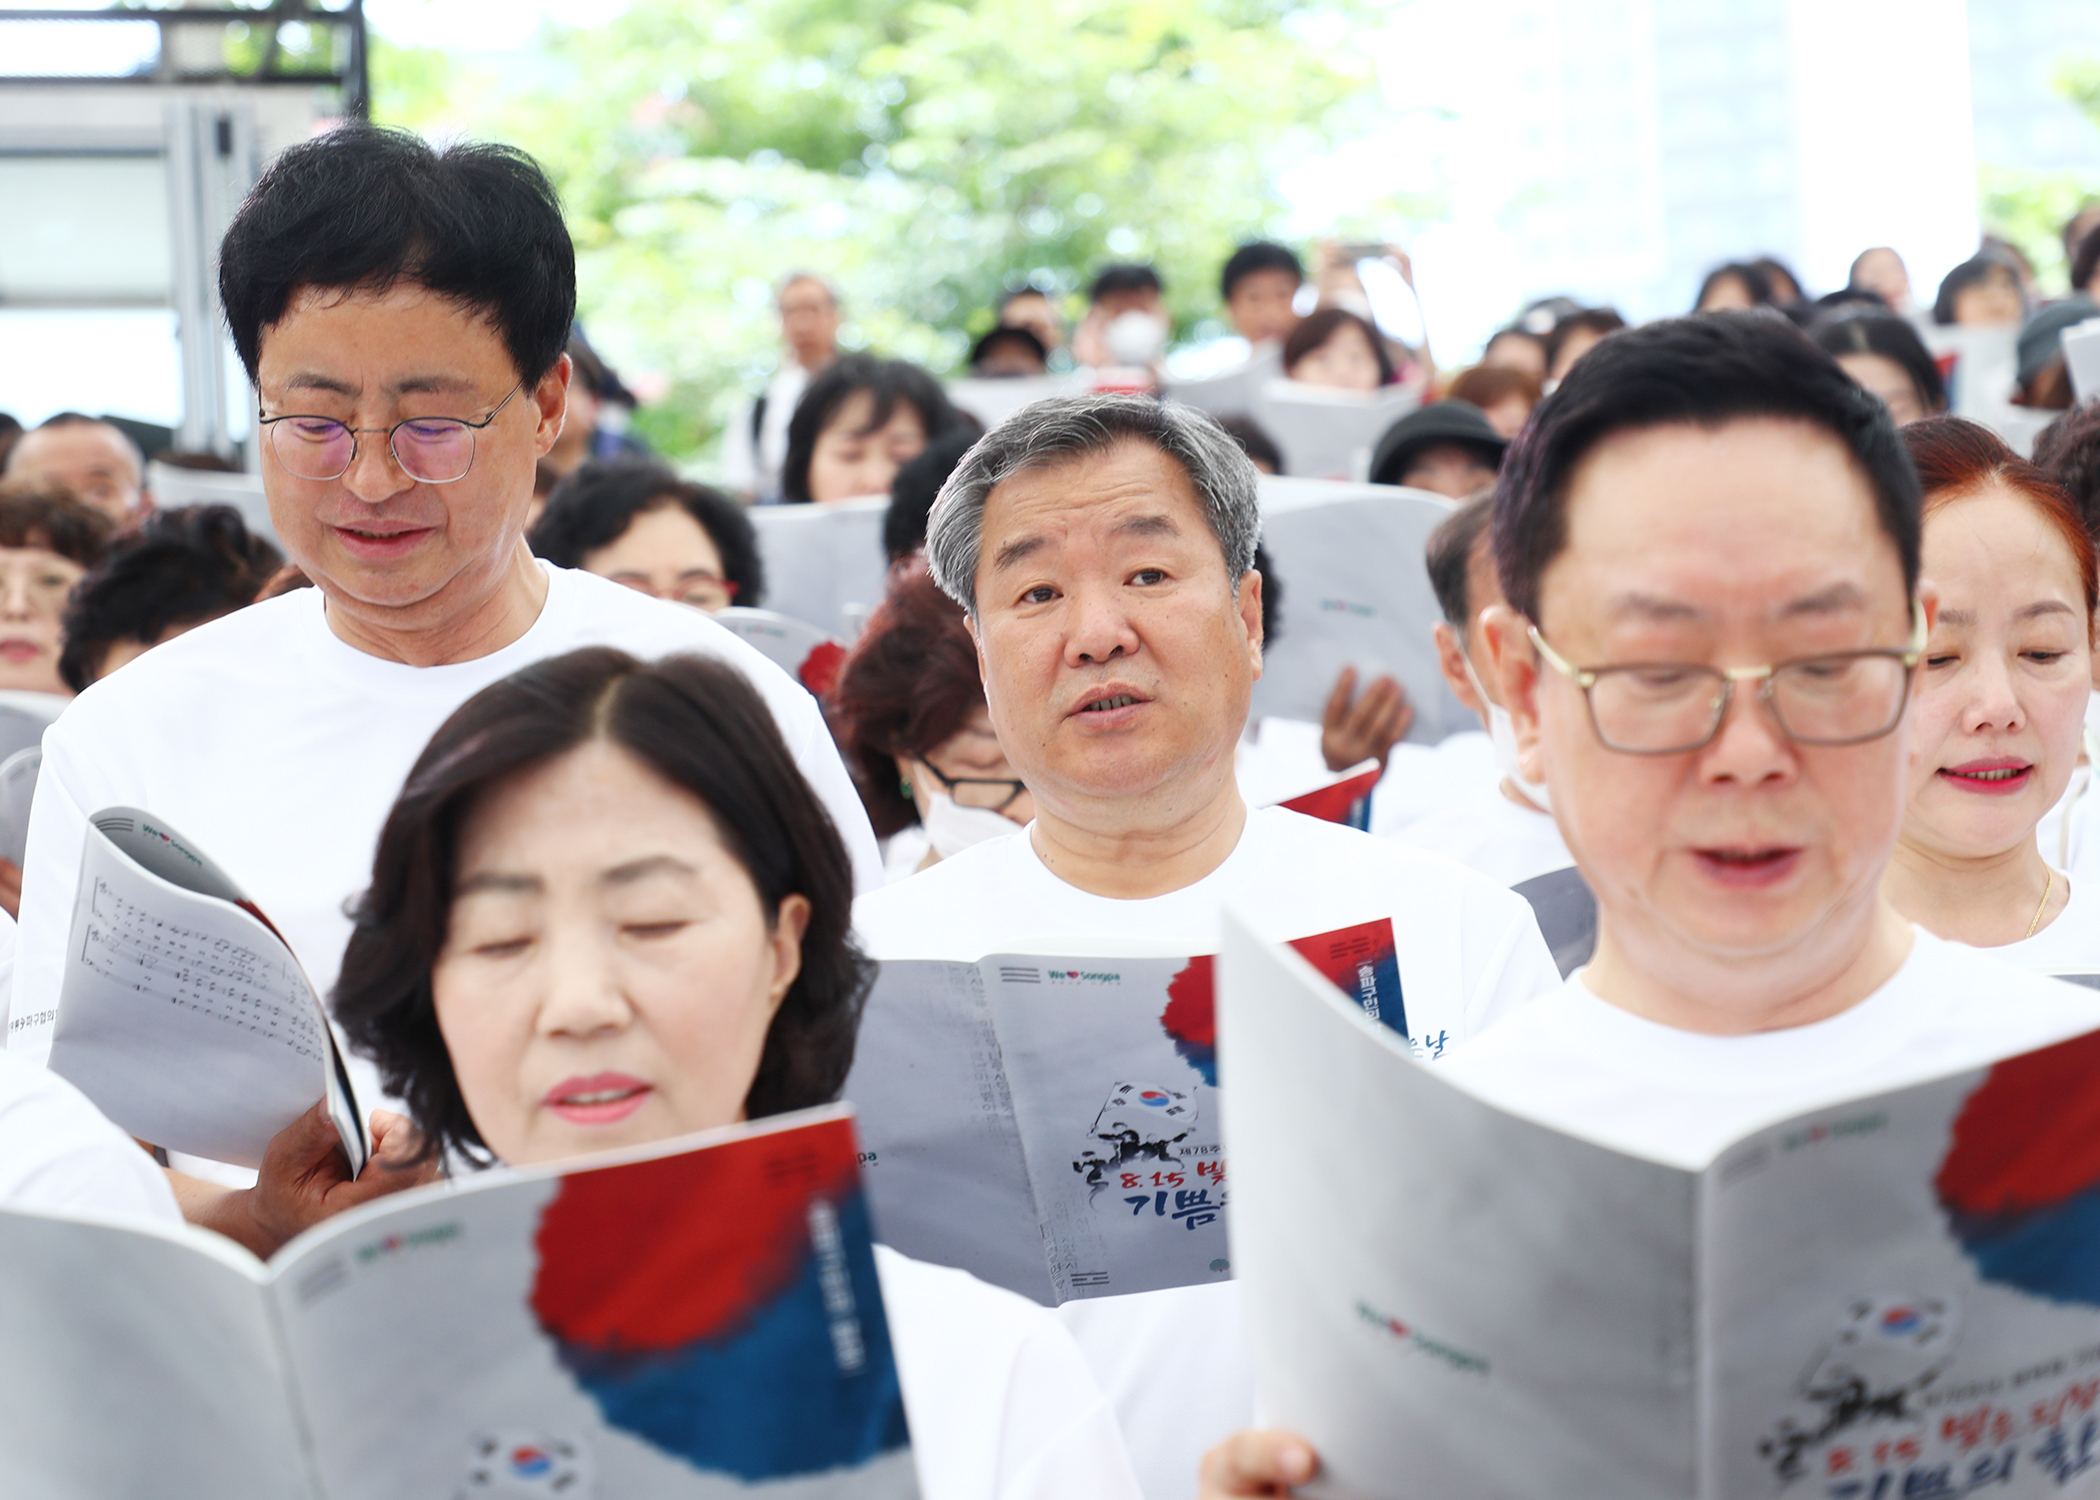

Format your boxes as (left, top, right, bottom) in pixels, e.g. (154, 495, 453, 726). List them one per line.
(1248, 483, 1468, 740)
(44, 807, 365, 1173)
(845, 920, 1404, 1307)
(1217, 912, 2100, 1500)
(0, 1107, 917, 1500)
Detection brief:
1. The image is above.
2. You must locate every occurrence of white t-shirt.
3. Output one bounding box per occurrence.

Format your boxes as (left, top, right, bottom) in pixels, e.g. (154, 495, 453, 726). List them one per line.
(722, 363, 813, 501)
(1982, 873, 2100, 979)
(0, 900, 179, 1223)
(1390, 780, 1573, 887)
(1233, 716, 1329, 810)
(1443, 928, 2100, 1172)
(6, 565, 881, 1073)
(877, 1246, 1142, 1500)
(853, 805, 1559, 1500)
(1367, 729, 1498, 839)
(880, 824, 933, 885)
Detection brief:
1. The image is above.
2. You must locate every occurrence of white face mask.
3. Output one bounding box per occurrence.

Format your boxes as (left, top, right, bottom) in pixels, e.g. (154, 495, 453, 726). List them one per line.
(922, 787, 1024, 859)
(1461, 651, 1553, 814)
(1103, 310, 1170, 366)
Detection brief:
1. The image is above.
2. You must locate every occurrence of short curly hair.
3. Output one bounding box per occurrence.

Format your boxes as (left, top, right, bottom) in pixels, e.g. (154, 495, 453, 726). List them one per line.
(333, 647, 872, 1166)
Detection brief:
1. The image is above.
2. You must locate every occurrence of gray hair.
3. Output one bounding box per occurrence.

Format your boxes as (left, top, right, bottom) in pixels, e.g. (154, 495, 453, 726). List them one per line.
(925, 394, 1260, 614)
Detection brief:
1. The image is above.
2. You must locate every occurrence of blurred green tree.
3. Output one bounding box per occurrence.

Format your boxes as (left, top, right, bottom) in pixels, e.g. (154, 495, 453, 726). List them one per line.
(373, 1, 1375, 464)
(1977, 54, 2100, 295)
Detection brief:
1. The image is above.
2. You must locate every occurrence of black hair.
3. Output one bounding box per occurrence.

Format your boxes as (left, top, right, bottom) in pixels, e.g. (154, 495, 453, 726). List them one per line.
(968, 325, 1048, 373)
(1220, 241, 1303, 302)
(998, 286, 1053, 314)
(1483, 326, 1548, 363)
(2073, 224, 2100, 297)
(1088, 263, 1164, 303)
(1281, 308, 1394, 386)
(219, 124, 576, 387)
(58, 505, 281, 693)
(1816, 286, 1891, 315)
(0, 478, 116, 567)
(1216, 414, 1285, 475)
(884, 428, 983, 564)
(1541, 308, 1626, 373)
(334, 648, 870, 1165)
(1812, 311, 1947, 419)
(1493, 311, 1922, 624)
(1932, 254, 2023, 326)
(1750, 255, 1806, 304)
(1426, 492, 1494, 631)
(2035, 402, 2100, 547)
(779, 355, 968, 505)
(1253, 539, 1282, 646)
(1694, 262, 1773, 312)
(528, 459, 763, 606)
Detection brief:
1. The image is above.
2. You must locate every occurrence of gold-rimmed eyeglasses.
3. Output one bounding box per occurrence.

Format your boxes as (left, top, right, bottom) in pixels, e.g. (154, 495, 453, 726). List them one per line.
(257, 381, 524, 484)
(1527, 601, 1928, 755)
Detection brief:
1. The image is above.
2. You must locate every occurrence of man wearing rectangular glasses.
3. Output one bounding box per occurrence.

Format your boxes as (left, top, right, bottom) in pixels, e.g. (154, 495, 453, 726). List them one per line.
(2, 126, 880, 1249)
(1201, 312, 2100, 1497)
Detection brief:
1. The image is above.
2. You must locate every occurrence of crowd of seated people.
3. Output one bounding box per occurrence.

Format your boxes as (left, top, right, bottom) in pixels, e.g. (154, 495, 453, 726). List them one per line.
(6, 117, 2100, 1500)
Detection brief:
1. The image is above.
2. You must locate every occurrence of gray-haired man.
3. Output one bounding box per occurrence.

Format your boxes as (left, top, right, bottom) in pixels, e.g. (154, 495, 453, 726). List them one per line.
(852, 395, 1557, 1500)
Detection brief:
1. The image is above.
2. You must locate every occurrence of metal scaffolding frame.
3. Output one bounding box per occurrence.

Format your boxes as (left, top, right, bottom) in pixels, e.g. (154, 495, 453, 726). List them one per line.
(0, 3, 368, 457)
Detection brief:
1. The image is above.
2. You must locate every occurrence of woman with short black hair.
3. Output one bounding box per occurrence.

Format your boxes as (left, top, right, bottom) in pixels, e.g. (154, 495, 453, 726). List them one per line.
(1812, 311, 1947, 427)
(332, 646, 1138, 1500)
(780, 355, 970, 505)
(59, 504, 282, 692)
(528, 458, 762, 611)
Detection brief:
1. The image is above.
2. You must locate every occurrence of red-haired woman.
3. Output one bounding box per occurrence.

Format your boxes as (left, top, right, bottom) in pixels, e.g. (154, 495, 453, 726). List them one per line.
(828, 567, 1034, 881)
(1883, 417, 2100, 972)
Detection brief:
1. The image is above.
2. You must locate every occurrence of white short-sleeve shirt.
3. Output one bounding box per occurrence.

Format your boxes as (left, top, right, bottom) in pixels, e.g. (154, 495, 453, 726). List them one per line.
(0, 909, 180, 1224)
(1388, 781, 1573, 888)
(1442, 928, 2100, 1171)
(876, 1246, 1142, 1500)
(6, 564, 881, 1067)
(852, 805, 1559, 1500)
(1978, 874, 2100, 981)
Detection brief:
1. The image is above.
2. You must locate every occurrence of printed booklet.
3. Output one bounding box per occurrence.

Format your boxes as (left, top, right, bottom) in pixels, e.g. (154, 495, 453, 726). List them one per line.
(45, 807, 367, 1172)
(1217, 911, 2100, 1500)
(0, 1108, 917, 1500)
(843, 920, 1411, 1307)
(1248, 480, 1470, 740)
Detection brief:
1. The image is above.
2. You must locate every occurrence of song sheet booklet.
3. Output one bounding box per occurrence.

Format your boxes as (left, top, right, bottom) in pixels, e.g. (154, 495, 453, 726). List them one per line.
(1217, 910, 2100, 1500)
(0, 1108, 917, 1500)
(844, 912, 1416, 1307)
(45, 807, 368, 1173)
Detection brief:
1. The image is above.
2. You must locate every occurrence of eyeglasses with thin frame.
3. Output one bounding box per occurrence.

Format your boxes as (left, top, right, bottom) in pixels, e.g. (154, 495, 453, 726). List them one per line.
(1527, 601, 1928, 755)
(915, 756, 1028, 812)
(257, 381, 525, 484)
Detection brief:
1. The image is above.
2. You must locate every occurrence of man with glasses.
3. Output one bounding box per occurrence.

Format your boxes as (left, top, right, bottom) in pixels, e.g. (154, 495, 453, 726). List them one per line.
(4, 127, 879, 1252)
(1200, 313, 2100, 1498)
(852, 394, 1559, 1500)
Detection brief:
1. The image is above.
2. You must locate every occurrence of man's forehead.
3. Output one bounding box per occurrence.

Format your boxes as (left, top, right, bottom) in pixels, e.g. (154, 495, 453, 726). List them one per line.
(260, 283, 512, 380)
(1550, 420, 1901, 597)
(981, 442, 1201, 545)
(17, 423, 138, 476)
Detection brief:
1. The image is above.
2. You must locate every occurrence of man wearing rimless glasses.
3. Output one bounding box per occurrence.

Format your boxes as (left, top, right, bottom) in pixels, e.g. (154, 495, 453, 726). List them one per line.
(5, 126, 881, 1253)
(1203, 315, 2100, 1497)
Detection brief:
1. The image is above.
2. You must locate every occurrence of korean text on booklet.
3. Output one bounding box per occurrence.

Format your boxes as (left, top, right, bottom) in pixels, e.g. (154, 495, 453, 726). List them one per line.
(0, 1107, 916, 1500)
(843, 920, 1410, 1307)
(1217, 912, 2100, 1500)
(44, 807, 367, 1172)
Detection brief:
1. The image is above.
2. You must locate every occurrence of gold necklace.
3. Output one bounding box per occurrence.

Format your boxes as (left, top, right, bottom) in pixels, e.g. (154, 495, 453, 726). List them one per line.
(2027, 867, 2056, 940)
